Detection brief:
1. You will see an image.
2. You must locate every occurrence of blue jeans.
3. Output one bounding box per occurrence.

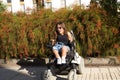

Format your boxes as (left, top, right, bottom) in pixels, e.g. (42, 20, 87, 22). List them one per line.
(52, 42, 70, 52)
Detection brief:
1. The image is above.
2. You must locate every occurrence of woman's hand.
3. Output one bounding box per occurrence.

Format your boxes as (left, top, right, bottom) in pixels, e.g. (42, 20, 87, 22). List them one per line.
(50, 39, 56, 45)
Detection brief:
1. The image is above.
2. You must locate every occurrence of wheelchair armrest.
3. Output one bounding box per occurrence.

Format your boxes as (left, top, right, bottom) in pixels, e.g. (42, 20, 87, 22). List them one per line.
(68, 41, 75, 50)
(46, 41, 53, 49)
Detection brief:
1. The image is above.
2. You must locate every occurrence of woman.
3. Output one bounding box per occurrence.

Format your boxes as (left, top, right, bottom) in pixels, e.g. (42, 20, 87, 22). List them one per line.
(52, 21, 73, 64)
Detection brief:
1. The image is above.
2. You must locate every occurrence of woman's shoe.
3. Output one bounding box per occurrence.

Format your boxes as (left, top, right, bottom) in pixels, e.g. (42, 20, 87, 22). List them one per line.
(57, 58, 62, 64)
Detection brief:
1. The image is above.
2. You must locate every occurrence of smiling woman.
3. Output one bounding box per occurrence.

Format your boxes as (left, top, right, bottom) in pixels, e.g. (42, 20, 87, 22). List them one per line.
(52, 21, 73, 64)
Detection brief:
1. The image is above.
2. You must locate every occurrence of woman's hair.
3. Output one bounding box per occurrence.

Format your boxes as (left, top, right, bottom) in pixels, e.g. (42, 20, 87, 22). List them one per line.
(55, 21, 67, 35)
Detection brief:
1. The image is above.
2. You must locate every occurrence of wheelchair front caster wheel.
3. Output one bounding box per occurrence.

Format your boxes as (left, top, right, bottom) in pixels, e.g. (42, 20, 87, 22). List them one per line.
(68, 69, 77, 80)
(77, 57, 85, 74)
(41, 69, 53, 80)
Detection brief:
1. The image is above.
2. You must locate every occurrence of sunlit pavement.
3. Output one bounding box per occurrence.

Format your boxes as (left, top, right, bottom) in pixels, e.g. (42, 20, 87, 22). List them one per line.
(0, 64, 120, 80)
(0, 58, 120, 80)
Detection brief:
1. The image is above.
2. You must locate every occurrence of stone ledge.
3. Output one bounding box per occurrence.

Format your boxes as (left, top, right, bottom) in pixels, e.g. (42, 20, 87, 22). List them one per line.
(84, 56, 120, 66)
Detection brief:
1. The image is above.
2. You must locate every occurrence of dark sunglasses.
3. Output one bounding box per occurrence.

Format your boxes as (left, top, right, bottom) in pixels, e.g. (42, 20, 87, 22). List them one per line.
(57, 27, 62, 29)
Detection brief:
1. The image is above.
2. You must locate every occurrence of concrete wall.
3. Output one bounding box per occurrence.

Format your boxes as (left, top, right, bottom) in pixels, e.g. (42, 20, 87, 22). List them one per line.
(81, 0, 90, 7)
(44, 0, 91, 11)
(12, 0, 20, 12)
(1, 0, 92, 13)
(2, 0, 33, 13)
(24, 0, 33, 13)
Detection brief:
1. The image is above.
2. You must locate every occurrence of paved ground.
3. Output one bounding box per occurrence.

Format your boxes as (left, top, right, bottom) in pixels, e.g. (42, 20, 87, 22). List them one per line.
(0, 57, 120, 80)
(0, 64, 120, 80)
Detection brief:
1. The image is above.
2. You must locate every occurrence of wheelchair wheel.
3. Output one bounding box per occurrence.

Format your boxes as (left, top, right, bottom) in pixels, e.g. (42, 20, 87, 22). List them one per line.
(77, 57, 85, 74)
(68, 69, 77, 80)
(41, 69, 53, 80)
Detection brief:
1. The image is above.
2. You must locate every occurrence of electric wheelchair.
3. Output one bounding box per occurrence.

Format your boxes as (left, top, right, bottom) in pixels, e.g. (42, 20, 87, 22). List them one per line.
(41, 30, 85, 80)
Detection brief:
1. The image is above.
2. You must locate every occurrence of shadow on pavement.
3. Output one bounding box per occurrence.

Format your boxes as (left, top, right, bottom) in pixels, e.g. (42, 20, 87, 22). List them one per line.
(16, 58, 68, 80)
(17, 58, 46, 67)
(16, 58, 46, 80)
(0, 67, 39, 80)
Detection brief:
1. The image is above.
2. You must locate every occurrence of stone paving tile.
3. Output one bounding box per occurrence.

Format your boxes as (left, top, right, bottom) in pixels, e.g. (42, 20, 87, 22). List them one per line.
(0, 66, 120, 80)
(0, 57, 120, 80)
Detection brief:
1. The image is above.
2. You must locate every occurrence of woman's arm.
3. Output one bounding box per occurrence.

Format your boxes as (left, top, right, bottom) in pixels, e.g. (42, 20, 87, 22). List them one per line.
(67, 32, 73, 42)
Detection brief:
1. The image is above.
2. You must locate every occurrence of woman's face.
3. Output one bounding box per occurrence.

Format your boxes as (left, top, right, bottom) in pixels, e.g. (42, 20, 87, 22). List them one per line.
(57, 24, 64, 35)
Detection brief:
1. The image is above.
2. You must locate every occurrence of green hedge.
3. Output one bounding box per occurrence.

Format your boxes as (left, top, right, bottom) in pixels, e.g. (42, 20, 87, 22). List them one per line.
(0, 6, 120, 59)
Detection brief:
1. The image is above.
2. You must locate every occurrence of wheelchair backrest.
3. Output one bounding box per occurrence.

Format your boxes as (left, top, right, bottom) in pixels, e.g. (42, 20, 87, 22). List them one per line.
(69, 30, 76, 51)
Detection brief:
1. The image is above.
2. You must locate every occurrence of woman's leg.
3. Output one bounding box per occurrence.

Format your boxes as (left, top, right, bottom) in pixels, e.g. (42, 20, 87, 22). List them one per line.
(53, 50, 60, 58)
(61, 46, 69, 57)
(53, 49, 61, 64)
(61, 46, 69, 63)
